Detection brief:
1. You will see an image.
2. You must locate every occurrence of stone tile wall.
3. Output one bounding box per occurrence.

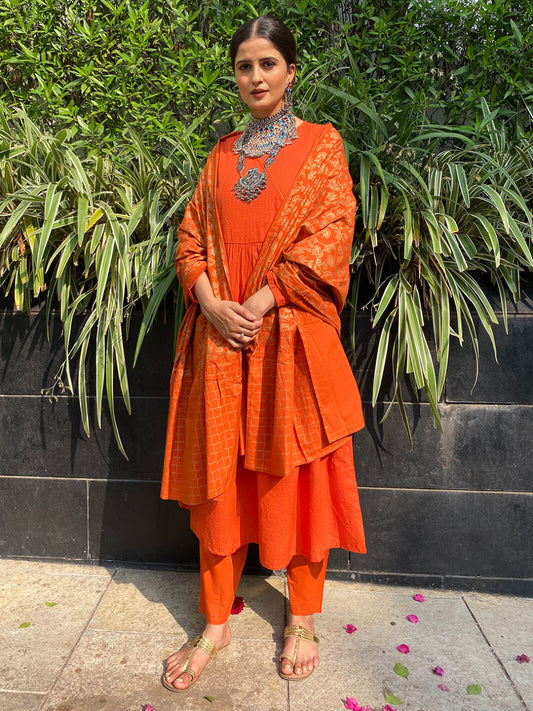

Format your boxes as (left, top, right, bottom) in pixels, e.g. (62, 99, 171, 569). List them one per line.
(1, 283, 532, 594)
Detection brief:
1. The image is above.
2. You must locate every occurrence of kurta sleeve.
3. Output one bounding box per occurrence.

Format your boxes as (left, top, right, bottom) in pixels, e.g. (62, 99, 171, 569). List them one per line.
(269, 130, 356, 322)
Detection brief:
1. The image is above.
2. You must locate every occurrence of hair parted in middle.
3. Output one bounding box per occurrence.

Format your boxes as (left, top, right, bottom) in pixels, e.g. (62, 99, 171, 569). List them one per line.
(229, 15, 297, 70)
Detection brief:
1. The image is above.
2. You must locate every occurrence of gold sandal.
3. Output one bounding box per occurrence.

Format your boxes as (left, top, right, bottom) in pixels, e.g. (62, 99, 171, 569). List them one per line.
(279, 624, 319, 681)
(162, 634, 227, 693)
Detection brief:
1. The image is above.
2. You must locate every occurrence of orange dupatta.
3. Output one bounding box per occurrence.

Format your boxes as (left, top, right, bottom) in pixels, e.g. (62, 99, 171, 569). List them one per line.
(161, 123, 364, 505)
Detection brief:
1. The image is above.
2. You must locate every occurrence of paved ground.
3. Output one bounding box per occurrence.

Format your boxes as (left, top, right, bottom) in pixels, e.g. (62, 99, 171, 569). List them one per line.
(0, 558, 531, 711)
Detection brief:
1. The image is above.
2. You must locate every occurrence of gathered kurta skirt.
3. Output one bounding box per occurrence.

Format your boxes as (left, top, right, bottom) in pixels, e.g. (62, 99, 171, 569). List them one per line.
(184, 121, 366, 570)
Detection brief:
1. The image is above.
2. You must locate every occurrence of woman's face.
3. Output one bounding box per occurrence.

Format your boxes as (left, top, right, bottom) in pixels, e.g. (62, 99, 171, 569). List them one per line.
(234, 37, 295, 119)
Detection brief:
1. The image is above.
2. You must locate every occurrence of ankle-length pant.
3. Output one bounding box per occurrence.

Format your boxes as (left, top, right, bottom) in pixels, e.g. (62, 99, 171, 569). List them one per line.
(199, 542, 329, 625)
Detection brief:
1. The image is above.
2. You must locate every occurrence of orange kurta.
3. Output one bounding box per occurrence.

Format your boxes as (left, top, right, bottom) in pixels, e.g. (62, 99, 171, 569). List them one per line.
(186, 122, 366, 568)
(162, 122, 365, 506)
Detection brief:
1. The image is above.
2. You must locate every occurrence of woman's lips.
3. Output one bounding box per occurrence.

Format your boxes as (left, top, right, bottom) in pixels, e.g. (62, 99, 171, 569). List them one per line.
(251, 90, 267, 98)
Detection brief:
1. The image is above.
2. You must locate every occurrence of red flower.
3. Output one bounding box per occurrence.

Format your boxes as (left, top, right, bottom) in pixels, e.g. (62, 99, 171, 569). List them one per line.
(397, 644, 410, 654)
(346, 624, 358, 634)
(230, 596, 245, 614)
(516, 654, 530, 664)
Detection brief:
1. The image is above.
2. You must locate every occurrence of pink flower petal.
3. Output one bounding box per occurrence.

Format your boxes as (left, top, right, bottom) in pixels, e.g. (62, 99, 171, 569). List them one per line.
(383, 706, 397, 711)
(344, 699, 360, 710)
(437, 684, 449, 692)
(230, 596, 245, 614)
(397, 643, 410, 654)
(516, 654, 530, 664)
(346, 624, 358, 634)
(413, 593, 425, 602)
(144, 705, 155, 711)
(407, 614, 418, 623)
(432, 665, 445, 676)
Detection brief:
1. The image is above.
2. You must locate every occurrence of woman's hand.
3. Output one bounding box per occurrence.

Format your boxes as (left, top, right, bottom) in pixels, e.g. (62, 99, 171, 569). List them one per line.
(194, 272, 262, 349)
(202, 299, 262, 349)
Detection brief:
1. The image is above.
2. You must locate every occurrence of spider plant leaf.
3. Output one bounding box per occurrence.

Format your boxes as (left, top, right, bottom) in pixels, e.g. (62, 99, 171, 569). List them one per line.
(77, 194, 89, 246)
(359, 154, 370, 227)
(95, 225, 116, 310)
(481, 185, 509, 234)
(77, 336, 90, 438)
(133, 265, 176, 366)
(507, 214, 533, 267)
(106, 334, 128, 460)
(0, 200, 30, 247)
(373, 275, 399, 326)
(110, 313, 131, 414)
(95, 316, 107, 429)
(372, 310, 395, 406)
(33, 184, 62, 273)
(472, 213, 500, 266)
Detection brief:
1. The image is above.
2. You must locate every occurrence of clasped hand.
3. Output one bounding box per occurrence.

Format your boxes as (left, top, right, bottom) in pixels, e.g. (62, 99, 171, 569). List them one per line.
(201, 299, 263, 349)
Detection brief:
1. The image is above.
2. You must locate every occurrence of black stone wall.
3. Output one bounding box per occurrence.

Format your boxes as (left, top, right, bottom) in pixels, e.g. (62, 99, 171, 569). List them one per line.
(1, 283, 532, 594)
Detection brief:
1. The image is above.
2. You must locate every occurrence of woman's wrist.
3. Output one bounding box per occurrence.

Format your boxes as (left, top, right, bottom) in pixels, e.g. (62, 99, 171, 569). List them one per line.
(243, 285, 276, 318)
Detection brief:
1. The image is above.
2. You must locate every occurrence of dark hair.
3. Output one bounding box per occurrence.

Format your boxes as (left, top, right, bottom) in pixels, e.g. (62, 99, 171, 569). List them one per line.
(229, 16, 297, 69)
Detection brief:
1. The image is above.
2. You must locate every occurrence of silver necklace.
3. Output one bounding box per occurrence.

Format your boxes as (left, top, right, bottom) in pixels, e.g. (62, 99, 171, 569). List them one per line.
(232, 107, 297, 203)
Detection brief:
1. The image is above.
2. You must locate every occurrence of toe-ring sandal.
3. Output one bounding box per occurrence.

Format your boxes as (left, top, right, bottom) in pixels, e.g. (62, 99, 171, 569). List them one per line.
(279, 624, 320, 681)
(161, 634, 226, 693)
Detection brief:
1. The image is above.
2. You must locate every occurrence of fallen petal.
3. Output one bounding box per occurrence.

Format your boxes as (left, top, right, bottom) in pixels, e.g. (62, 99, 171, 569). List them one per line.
(437, 684, 449, 692)
(344, 698, 361, 710)
(383, 706, 397, 711)
(413, 593, 424, 602)
(432, 665, 445, 676)
(407, 614, 418, 623)
(346, 624, 358, 634)
(516, 654, 530, 664)
(143, 705, 155, 711)
(397, 643, 410, 654)
(230, 596, 245, 614)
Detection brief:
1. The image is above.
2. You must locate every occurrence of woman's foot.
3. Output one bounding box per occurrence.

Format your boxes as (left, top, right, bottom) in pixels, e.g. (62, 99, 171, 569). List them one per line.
(163, 622, 231, 691)
(279, 614, 319, 679)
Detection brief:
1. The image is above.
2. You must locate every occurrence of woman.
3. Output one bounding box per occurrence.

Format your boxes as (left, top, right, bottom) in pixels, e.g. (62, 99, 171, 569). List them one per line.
(161, 15, 366, 692)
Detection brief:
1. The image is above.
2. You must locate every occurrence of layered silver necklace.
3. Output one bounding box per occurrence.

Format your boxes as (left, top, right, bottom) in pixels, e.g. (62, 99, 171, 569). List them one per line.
(232, 106, 298, 203)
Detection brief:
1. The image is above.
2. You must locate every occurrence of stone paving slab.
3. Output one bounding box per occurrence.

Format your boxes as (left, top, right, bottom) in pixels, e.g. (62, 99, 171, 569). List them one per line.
(41, 630, 289, 711)
(0, 562, 111, 693)
(465, 592, 533, 709)
(289, 585, 526, 711)
(90, 568, 286, 640)
(0, 691, 45, 711)
(1, 559, 531, 711)
(0, 559, 113, 577)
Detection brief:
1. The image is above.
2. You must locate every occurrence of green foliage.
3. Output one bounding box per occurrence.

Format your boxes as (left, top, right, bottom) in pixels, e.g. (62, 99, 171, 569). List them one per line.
(1, 0, 532, 449)
(0, 106, 197, 453)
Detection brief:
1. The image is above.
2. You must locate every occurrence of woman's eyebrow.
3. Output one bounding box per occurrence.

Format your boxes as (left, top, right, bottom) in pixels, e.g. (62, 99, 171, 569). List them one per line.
(236, 55, 278, 65)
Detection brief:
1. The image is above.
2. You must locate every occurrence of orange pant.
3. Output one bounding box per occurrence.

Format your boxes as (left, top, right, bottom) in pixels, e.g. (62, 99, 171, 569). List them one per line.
(199, 543, 329, 624)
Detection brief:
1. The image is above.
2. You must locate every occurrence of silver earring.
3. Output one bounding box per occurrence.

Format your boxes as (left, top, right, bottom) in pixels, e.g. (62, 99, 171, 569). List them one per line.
(284, 84, 293, 108)
(238, 94, 245, 111)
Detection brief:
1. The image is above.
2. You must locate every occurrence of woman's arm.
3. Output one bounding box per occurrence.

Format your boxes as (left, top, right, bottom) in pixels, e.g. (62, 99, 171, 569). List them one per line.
(194, 272, 263, 349)
(241, 284, 276, 319)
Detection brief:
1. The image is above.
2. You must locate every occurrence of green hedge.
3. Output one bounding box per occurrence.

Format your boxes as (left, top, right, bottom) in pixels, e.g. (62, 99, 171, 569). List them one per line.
(1, 0, 532, 449)
(1, 0, 531, 151)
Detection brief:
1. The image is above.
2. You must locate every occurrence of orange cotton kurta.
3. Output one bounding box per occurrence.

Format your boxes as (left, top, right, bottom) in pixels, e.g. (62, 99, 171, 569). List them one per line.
(162, 122, 365, 508)
(165, 121, 366, 569)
